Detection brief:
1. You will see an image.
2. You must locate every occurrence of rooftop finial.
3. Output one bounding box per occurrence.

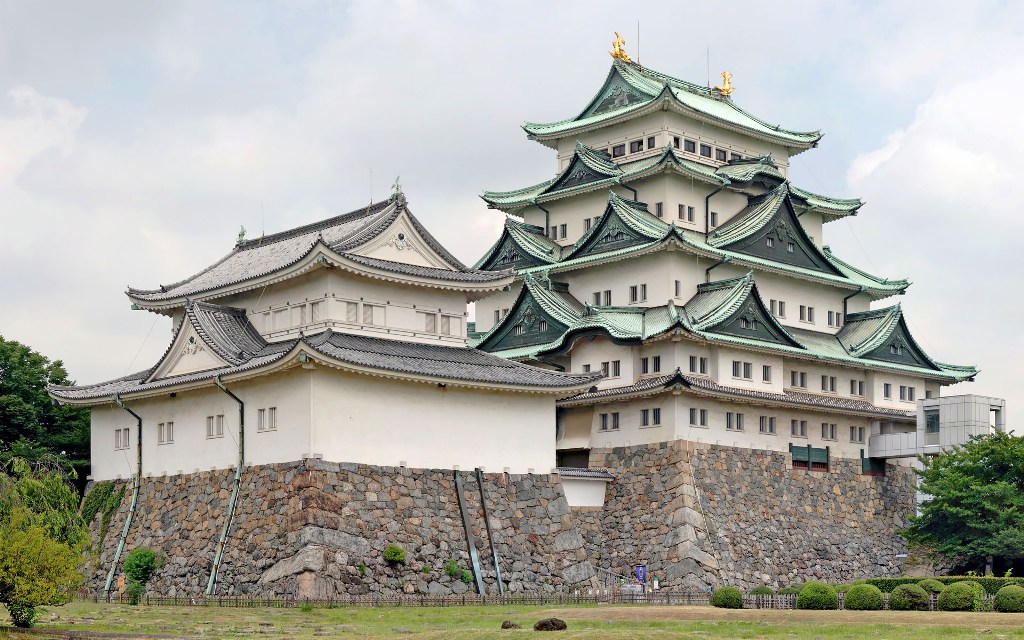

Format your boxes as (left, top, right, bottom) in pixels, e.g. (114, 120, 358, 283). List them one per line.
(389, 175, 402, 202)
(609, 32, 632, 63)
(715, 71, 734, 97)
(236, 225, 247, 245)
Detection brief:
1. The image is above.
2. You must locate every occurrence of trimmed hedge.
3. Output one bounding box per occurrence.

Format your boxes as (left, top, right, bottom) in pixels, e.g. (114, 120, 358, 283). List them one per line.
(917, 578, 947, 594)
(937, 581, 986, 612)
(777, 585, 801, 595)
(994, 585, 1024, 613)
(889, 584, 930, 611)
(711, 586, 743, 609)
(868, 576, 1023, 595)
(844, 584, 884, 610)
(796, 581, 838, 610)
(749, 586, 774, 596)
(833, 583, 852, 594)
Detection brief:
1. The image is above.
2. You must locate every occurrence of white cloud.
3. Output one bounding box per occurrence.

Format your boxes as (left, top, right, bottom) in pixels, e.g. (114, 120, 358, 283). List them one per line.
(0, 86, 86, 183)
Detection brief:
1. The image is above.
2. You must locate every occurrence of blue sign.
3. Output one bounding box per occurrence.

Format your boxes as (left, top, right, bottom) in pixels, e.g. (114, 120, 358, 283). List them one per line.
(635, 565, 647, 582)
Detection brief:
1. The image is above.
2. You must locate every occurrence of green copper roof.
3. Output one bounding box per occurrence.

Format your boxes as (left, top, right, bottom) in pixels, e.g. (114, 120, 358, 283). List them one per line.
(523, 60, 822, 148)
(475, 273, 974, 384)
(482, 146, 856, 222)
(473, 218, 562, 270)
(565, 191, 669, 260)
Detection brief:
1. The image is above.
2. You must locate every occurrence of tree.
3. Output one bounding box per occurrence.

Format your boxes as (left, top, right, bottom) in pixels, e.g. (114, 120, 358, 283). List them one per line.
(0, 337, 90, 484)
(902, 432, 1024, 574)
(0, 458, 86, 627)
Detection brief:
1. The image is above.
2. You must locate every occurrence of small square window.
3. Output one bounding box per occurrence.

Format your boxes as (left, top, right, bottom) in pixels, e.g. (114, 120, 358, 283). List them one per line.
(715, 148, 727, 161)
(687, 206, 695, 222)
(600, 413, 608, 431)
(766, 237, 774, 248)
(883, 383, 892, 399)
(787, 242, 795, 252)
(592, 292, 601, 305)
(603, 290, 612, 305)
(612, 144, 625, 157)
(559, 223, 567, 238)
(641, 357, 649, 374)
(612, 360, 621, 377)
(762, 365, 771, 382)
(647, 136, 656, 149)
(710, 212, 718, 227)
(672, 136, 680, 149)
(641, 409, 650, 426)
(629, 140, 644, 153)
(611, 412, 620, 430)
(584, 218, 592, 232)
(730, 153, 742, 161)
(699, 144, 712, 157)
(582, 364, 591, 373)
(653, 356, 661, 372)
(655, 202, 663, 218)
(653, 408, 661, 424)
(684, 139, 696, 153)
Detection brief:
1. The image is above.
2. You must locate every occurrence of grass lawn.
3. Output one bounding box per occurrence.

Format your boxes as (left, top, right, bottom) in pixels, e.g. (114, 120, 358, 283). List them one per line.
(3, 601, 1023, 639)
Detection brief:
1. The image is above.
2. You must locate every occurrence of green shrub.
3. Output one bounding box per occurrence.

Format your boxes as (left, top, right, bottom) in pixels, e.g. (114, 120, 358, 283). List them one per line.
(917, 578, 946, 594)
(833, 583, 852, 594)
(460, 569, 473, 584)
(123, 547, 162, 585)
(421, 565, 431, 574)
(994, 585, 1024, 613)
(851, 579, 868, 585)
(710, 586, 743, 609)
(125, 580, 145, 605)
(749, 586, 774, 596)
(357, 562, 367, 576)
(299, 602, 314, 613)
(843, 584, 883, 610)
(868, 576, 1023, 595)
(777, 585, 801, 595)
(796, 581, 838, 610)
(382, 544, 406, 565)
(937, 581, 985, 612)
(5, 604, 40, 628)
(445, 559, 460, 578)
(889, 584, 930, 611)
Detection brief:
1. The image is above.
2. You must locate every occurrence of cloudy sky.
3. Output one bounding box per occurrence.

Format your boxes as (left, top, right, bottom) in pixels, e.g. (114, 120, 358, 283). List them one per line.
(1, 1, 1020, 419)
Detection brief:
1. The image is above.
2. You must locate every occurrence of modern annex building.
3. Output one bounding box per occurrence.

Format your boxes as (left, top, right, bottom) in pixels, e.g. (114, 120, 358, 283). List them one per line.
(471, 52, 977, 472)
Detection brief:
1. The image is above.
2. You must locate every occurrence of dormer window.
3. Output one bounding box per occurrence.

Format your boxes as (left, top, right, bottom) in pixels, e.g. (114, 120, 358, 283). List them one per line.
(890, 343, 904, 355)
(538, 320, 548, 332)
(787, 242, 795, 252)
(766, 237, 774, 248)
(513, 324, 525, 336)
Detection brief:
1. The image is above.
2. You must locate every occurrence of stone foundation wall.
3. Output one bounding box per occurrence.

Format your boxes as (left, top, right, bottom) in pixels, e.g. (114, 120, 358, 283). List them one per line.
(84, 460, 593, 597)
(577, 441, 915, 590)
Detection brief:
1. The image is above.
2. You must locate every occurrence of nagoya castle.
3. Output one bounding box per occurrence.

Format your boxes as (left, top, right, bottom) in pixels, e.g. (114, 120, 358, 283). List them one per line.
(471, 37, 976, 471)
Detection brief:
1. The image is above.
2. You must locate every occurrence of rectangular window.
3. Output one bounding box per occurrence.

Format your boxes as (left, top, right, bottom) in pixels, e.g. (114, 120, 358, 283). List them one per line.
(612, 360, 621, 377)
(630, 285, 639, 303)
(799, 305, 806, 321)
(629, 140, 644, 153)
(807, 307, 815, 323)
(647, 136, 656, 149)
(821, 375, 836, 392)
(502, 308, 509, 318)
(791, 419, 799, 436)
(549, 226, 558, 240)
(420, 312, 437, 333)
(267, 407, 277, 431)
(655, 202, 663, 218)
(800, 420, 807, 436)
(850, 380, 865, 396)
(584, 218, 592, 232)
(684, 139, 696, 153)
(612, 144, 625, 158)
(759, 416, 776, 434)
(440, 315, 451, 335)
(652, 407, 661, 425)
(653, 356, 661, 372)
(687, 206, 695, 222)
(592, 292, 601, 305)
(603, 290, 612, 305)
(731, 153, 742, 161)
(445, 316, 462, 336)
(673, 136, 680, 149)
(207, 415, 225, 439)
(674, 280, 681, 297)
(257, 408, 266, 432)
(732, 360, 741, 378)
(273, 308, 289, 330)
(821, 423, 836, 440)
(907, 387, 916, 401)
(310, 300, 323, 323)
(700, 143, 712, 157)
(601, 362, 610, 376)
(790, 371, 807, 388)
(828, 310, 841, 327)
(762, 365, 772, 382)
(114, 427, 129, 450)
(900, 385, 907, 400)
(611, 412, 620, 430)
(690, 408, 708, 426)
(347, 301, 361, 322)
(363, 303, 383, 325)
(850, 426, 865, 443)
(778, 301, 786, 317)
(710, 211, 718, 227)
(582, 364, 591, 373)
(641, 409, 650, 426)
(715, 148, 727, 161)
(641, 357, 649, 374)
(726, 412, 734, 430)
(883, 383, 892, 399)
(600, 414, 608, 431)
(493, 309, 501, 325)
(700, 357, 708, 374)
(559, 223, 567, 238)
(206, 416, 214, 438)
(925, 410, 940, 434)
(689, 408, 697, 425)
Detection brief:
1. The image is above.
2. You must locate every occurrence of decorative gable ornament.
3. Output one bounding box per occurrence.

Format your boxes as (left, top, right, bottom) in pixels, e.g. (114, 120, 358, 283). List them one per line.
(181, 336, 203, 356)
(386, 233, 412, 251)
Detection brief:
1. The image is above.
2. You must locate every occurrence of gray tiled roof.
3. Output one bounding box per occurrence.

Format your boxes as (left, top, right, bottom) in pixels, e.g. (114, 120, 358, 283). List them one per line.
(49, 315, 601, 403)
(559, 371, 914, 420)
(128, 196, 509, 303)
(557, 467, 614, 481)
(305, 331, 601, 389)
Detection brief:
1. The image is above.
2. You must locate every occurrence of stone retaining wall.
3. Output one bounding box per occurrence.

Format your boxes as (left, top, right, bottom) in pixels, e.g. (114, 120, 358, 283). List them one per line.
(577, 441, 915, 590)
(84, 460, 593, 597)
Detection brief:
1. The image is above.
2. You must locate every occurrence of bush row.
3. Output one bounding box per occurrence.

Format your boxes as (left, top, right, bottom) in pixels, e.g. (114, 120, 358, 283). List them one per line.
(867, 576, 1024, 595)
(711, 581, 1024, 612)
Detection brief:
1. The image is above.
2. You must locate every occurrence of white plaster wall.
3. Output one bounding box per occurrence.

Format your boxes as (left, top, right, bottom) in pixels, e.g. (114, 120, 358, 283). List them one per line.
(310, 368, 555, 473)
(88, 369, 313, 481)
(567, 336, 634, 390)
(868, 370, 930, 410)
(713, 345, 785, 394)
(715, 262, 849, 334)
(559, 478, 608, 508)
(219, 268, 469, 345)
(561, 252, 674, 309)
(473, 282, 522, 334)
